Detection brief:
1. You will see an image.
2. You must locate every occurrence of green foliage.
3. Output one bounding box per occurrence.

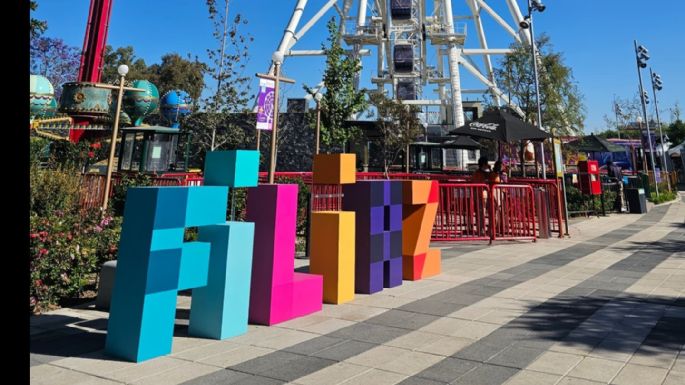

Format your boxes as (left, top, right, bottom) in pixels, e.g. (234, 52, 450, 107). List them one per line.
(313, 18, 368, 150)
(495, 34, 585, 136)
(30, 211, 122, 313)
(649, 190, 678, 204)
(667, 119, 685, 145)
(30, 165, 83, 218)
(564, 185, 616, 214)
(102, 47, 206, 102)
(30, 1, 47, 38)
(182, 112, 252, 167)
(111, 173, 153, 217)
(368, 93, 423, 175)
(595, 129, 619, 139)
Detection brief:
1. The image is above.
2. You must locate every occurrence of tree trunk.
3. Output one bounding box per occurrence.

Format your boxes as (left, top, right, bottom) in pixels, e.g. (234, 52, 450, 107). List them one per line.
(405, 144, 410, 173)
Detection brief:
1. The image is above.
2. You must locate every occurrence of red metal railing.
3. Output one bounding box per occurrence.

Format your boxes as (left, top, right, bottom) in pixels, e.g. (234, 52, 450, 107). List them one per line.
(509, 178, 564, 237)
(490, 184, 537, 241)
(311, 184, 343, 211)
(432, 184, 492, 241)
(78, 173, 185, 210)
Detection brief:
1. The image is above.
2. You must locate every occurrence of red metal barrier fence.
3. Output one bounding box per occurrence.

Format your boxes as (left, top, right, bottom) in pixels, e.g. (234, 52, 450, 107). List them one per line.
(433, 184, 491, 241)
(509, 178, 564, 238)
(490, 184, 536, 241)
(78, 172, 544, 242)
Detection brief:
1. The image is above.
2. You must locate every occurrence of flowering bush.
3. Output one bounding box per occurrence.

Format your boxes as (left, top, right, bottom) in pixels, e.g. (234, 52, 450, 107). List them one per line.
(29, 210, 121, 313)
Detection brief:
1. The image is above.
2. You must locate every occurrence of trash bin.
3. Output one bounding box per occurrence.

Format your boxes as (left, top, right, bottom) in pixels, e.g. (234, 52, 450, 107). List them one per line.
(534, 188, 550, 239)
(625, 188, 648, 214)
(638, 173, 650, 197)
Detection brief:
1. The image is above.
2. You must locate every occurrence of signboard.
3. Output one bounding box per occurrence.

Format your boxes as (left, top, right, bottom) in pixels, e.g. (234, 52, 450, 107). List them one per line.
(655, 167, 661, 183)
(554, 138, 563, 177)
(256, 78, 275, 130)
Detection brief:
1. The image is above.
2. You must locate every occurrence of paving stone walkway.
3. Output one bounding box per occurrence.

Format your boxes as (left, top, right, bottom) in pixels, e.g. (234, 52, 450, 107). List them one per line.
(30, 196, 685, 385)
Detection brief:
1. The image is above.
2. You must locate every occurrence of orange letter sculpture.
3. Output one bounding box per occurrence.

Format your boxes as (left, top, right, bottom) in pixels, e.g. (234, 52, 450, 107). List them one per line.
(402, 180, 441, 280)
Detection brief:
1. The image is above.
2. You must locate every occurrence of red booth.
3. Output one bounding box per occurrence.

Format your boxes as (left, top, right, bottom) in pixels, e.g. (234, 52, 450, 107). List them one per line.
(578, 160, 601, 195)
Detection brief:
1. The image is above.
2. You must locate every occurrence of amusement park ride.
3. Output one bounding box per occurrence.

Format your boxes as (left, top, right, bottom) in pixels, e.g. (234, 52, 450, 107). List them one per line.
(271, 0, 530, 126)
(29, 0, 193, 173)
(30, 0, 540, 172)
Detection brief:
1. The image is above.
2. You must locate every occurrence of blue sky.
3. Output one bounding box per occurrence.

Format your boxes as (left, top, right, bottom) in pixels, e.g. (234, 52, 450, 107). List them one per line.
(33, 0, 684, 133)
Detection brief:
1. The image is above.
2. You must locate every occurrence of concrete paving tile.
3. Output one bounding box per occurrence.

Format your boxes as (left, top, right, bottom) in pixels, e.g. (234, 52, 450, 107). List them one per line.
(413, 357, 478, 383)
(450, 321, 501, 340)
(375, 350, 445, 376)
(415, 336, 474, 357)
(662, 371, 685, 385)
(346, 345, 409, 367)
(312, 340, 377, 361)
(177, 369, 252, 385)
(292, 362, 371, 385)
(339, 368, 407, 385)
(198, 345, 276, 368)
(298, 318, 357, 335)
(260, 356, 337, 381)
(503, 370, 561, 385)
(229, 351, 304, 375)
(384, 331, 444, 351)
(253, 329, 320, 350)
(420, 318, 472, 336)
(486, 345, 546, 369)
(566, 357, 625, 383)
(451, 363, 518, 385)
(527, 351, 584, 375)
(627, 350, 678, 369)
(173, 340, 242, 361)
(282, 336, 346, 356)
(557, 377, 605, 385)
(130, 361, 219, 385)
(107, 356, 187, 383)
(171, 336, 217, 355)
(609, 363, 668, 385)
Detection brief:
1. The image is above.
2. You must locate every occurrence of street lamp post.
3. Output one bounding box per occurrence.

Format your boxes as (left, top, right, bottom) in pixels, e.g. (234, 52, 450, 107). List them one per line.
(521, 0, 548, 179)
(102, 64, 128, 211)
(650, 69, 670, 191)
(314, 92, 323, 155)
(634, 41, 659, 197)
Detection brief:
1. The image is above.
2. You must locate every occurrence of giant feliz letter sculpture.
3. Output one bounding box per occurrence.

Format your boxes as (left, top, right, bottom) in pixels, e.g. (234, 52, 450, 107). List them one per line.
(105, 150, 259, 362)
(343, 180, 403, 294)
(246, 183, 323, 325)
(308, 154, 356, 304)
(402, 180, 441, 280)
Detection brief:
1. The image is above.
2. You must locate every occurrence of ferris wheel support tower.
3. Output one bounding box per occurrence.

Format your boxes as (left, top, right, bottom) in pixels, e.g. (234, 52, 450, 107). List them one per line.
(269, 0, 530, 126)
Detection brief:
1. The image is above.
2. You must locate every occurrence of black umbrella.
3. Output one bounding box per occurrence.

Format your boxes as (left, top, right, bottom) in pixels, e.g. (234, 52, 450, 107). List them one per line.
(440, 135, 482, 149)
(449, 109, 551, 142)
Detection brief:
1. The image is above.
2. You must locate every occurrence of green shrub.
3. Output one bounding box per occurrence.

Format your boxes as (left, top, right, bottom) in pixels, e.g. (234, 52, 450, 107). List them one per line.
(649, 190, 678, 204)
(30, 165, 83, 217)
(110, 173, 153, 216)
(30, 210, 121, 313)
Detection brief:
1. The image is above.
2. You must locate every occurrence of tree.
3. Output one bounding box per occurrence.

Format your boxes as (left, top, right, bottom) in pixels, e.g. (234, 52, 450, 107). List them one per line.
(101, 46, 155, 84)
(148, 53, 206, 102)
(310, 18, 367, 151)
(30, 37, 80, 98)
(30, 1, 47, 38)
(495, 34, 585, 136)
(368, 93, 423, 175)
(667, 120, 685, 145)
(187, 1, 254, 156)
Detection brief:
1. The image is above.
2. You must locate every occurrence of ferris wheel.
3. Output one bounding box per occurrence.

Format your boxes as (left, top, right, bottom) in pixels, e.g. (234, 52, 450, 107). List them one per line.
(268, 0, 532, 127)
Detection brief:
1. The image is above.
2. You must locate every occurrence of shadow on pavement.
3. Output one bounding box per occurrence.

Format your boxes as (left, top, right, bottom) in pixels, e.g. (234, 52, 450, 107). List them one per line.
(510, 293, 684, 356)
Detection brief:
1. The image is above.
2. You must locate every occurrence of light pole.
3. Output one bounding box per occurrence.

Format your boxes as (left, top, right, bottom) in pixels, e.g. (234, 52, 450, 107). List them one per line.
(102, 64, 128, 211)
(634, 41, 659, 197)
(520, 0, 548, 179)
(314, 92, 323, 155)
(650, 69, 670, 191)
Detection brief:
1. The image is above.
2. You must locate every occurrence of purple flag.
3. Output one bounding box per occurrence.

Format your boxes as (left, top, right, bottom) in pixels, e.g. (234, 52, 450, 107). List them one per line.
(256, 78, 275, 130)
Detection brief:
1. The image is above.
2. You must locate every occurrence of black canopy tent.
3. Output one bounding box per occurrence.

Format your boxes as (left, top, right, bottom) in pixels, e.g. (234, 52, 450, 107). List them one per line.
(449, 109, 552, 176)
(449, 109, 551, 142)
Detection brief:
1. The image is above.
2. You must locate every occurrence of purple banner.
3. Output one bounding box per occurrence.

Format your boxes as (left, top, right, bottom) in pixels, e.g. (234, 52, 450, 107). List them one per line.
(256, 78, 275, 130)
